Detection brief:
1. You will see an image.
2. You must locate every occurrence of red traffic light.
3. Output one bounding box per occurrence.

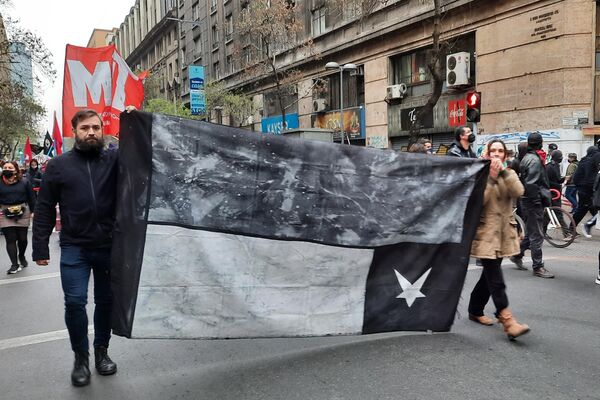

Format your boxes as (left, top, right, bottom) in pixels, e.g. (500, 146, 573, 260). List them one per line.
(466, 91, 480, 107)
(465, 91, 481, 123)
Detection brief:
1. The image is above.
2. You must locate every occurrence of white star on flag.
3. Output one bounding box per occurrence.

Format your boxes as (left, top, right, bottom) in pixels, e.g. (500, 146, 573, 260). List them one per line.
(394, 268, 432, 307)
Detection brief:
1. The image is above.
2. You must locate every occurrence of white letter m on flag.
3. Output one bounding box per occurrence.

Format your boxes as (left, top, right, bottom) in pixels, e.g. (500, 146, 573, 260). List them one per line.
(67, 60, 112, 107)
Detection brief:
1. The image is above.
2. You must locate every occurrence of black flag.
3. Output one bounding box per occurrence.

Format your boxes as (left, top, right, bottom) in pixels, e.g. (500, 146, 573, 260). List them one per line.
(111, 111, 487, 339)
(43, 131, 54, 156)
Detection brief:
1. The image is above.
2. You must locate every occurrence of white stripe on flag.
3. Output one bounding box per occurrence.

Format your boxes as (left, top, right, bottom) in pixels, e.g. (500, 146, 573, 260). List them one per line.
(133, 225, 374, 339)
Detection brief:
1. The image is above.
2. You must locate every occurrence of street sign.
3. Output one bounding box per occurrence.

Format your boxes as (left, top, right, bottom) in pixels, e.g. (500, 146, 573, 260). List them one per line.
(573, 110, 589, 119)
(189, 65, 205, 115)
(561, 117, 578, 126)
(400, 106, 434, 131)
(448, 99, 466, 127)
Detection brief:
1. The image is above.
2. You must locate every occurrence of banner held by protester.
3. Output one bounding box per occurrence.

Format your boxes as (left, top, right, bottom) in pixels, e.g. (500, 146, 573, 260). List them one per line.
(112, 112, 488, 339)
(62, 44, 144, 142)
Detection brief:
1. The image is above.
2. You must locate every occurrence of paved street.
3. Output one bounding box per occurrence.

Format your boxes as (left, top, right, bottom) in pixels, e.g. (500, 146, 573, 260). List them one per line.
(0, 231, 599, 400)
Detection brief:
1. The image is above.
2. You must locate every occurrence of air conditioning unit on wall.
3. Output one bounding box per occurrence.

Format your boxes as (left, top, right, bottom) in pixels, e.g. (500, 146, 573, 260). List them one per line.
(313, 98, 328, 112)
(446, 52, 470, 87)
(387, 83, 408, 100)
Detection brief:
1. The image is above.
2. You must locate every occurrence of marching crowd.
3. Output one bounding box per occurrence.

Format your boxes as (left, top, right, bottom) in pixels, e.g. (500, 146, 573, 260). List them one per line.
(443, 127, 600, 341)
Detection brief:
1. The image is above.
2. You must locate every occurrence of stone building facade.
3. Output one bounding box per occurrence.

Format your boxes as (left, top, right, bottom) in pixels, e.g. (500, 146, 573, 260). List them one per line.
(111, 0, 182, 105)
(112, 0, 600, 155)
(86, 28, 118, 48)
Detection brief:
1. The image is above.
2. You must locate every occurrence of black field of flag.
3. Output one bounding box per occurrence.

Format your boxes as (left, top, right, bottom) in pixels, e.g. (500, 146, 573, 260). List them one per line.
(111, 111, 488, 339)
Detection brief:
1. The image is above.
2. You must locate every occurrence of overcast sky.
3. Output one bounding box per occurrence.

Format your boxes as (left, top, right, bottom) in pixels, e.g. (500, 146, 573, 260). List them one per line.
(6, 0, 135, 134)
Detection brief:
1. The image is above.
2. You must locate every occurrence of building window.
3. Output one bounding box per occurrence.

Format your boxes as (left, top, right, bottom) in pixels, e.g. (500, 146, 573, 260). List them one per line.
(213, 61, 220, 79)
(194, 36, 202, 58)
(391, 49, 430, 86)
(226, 55, 233, 74)
(390, 33, 475, 89)
(311, 6, 327, 37)
(343, 0, 360, 21)
(320, 72, 363, 110)
(212, 25, 219, 49)
(192, 2, 200, 20)
(242, 45, 251, 64)
(211, 0, 218, 14)
(225, 14, 233, 42)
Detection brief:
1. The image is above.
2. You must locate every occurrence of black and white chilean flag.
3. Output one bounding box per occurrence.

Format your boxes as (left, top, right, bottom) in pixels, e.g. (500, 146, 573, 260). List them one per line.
(111, 111, 488, 339)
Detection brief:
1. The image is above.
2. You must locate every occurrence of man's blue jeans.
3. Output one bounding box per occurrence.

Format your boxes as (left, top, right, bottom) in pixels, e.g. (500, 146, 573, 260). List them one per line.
(60, 245, 112, 353)
(565, 185, 578, 211)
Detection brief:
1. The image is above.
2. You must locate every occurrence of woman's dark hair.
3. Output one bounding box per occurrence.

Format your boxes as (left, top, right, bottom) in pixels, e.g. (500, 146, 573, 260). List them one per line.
(454, 126, 469, 141)
(71, 109, 102, 130)
(486, 139, 508, 160)
(29, 159, 38, 168)
(4, 161, 22, 180)
(408, 143, 428, 154)
(517, 142, 528, 161)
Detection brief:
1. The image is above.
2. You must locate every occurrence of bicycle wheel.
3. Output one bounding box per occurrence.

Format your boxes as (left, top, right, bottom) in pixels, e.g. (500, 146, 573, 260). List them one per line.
(543, 206, 576, 248)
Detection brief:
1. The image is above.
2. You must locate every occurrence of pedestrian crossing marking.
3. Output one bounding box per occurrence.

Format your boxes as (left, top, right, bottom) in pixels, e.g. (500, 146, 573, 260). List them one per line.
(0, 326, 94, 351)
(0, 272, 60, 285)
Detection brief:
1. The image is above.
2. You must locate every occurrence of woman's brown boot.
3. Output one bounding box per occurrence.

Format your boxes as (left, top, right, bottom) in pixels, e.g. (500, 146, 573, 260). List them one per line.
(497, 308, 530, 340)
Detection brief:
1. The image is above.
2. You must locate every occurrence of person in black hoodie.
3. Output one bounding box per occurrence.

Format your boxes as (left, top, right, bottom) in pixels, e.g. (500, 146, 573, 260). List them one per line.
(25, 159, 42, 195)
(547, 150, 564, 201)
(572, 146, 599, 232)
(32, 109, 118, 387)
(509, 132, 554, 278)
(546, 150, 568, 234)
(0, 161, 35, 274)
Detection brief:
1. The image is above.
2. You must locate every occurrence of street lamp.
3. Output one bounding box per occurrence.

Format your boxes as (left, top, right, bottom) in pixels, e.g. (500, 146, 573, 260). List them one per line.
(325, 62, 357, 144)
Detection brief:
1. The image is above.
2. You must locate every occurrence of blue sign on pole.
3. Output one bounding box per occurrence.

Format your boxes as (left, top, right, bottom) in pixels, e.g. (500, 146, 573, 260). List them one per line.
(261, 113, 299, 135)
(189, 65, 205, 115)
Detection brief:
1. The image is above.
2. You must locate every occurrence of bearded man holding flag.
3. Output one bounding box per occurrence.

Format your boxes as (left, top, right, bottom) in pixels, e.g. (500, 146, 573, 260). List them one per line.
(32, 42, 144, 387)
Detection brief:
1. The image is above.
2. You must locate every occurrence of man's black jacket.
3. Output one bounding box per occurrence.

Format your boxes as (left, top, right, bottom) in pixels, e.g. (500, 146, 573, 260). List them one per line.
(546, 161, 563, 193)
(32, 148, 118, 260)
(572, 153, 597, 190)
(447, 140, 477, 158)
(519, 151, 549, 200)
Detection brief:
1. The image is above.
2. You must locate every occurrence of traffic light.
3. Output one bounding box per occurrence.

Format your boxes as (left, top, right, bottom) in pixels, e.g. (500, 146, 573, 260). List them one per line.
(466, 91, 481, 122)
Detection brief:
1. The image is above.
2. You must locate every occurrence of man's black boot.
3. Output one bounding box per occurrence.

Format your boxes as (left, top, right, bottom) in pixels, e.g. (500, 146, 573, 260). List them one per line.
(71, 351, 91, 387)
(95, 346, 117, 375)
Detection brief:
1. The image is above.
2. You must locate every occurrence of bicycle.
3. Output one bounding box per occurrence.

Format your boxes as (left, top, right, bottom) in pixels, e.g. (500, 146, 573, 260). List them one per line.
(512, 189, 576, 248)
(542, 189, 576, 248)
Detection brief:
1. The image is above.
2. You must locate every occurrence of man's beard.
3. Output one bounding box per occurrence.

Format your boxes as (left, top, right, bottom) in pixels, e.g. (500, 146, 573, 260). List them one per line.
(75, 136, 105, 155)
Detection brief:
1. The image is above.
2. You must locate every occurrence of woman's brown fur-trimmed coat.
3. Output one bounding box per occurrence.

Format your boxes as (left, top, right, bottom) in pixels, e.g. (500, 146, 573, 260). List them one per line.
(470, 168, 525, 259)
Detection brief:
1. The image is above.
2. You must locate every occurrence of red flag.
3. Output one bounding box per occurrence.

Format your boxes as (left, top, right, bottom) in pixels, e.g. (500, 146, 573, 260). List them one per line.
(62, 44, 144, 138)
(52, 111, 63, 155)
(24, 137, 32, 163)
